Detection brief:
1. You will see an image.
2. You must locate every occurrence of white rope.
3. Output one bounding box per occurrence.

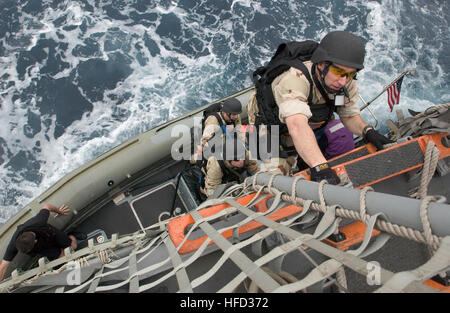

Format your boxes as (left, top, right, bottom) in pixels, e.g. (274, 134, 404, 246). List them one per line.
(409, 141, 440, 199)
(359, 186, 374, 225)
(4, 168, 447, 293)
(267, 173, 281, 195)
(248, 182, 443, 249)
(419, 196, 441, 255)
(290, 175, 306, 205)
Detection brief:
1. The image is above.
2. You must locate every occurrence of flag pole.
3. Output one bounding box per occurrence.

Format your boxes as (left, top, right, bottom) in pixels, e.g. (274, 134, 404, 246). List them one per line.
(360, 69, 416, 112)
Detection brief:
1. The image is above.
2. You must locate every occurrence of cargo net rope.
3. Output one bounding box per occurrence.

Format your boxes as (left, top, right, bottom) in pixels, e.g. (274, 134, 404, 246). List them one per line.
(1, 173, 449, 293)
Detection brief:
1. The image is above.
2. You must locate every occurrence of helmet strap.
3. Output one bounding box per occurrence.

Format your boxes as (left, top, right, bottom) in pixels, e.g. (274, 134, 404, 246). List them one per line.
(320, 61, 331, 77)
(315, 62, 342, 95)
(221, 112, 234, 125)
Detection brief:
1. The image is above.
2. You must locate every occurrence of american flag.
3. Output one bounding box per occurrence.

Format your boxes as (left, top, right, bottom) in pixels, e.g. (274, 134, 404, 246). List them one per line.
(387, 77, 404, 112)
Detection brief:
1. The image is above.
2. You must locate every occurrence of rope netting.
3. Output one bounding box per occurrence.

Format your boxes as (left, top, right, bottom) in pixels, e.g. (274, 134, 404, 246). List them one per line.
(1, 173, 449, 293)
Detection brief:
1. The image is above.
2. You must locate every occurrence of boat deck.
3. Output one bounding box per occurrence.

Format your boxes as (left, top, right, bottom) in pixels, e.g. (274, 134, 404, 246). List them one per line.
(4, 133, 448, 293)
(74, 160, 195, 239)
(73, 157, 449, 292)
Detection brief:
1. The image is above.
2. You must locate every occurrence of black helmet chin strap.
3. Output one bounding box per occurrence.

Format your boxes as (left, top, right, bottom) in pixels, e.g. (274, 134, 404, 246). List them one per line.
(220, 112, 234, 125)
(316, 62, 344, 95)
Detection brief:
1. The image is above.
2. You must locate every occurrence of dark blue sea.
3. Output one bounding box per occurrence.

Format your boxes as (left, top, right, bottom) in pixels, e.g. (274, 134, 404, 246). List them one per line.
(0, 0, 448, 223)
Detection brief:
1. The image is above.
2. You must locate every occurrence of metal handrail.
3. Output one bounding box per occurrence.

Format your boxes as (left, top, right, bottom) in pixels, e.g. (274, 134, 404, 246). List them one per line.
(359, 69, 416, 112)
(357, 69, 416, 130)
(359, 94, 379, 128)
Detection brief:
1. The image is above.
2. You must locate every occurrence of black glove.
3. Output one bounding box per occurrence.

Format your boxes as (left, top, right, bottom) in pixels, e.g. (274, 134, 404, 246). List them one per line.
(310, 163, 340, 185)
(363, 128, 394, 151)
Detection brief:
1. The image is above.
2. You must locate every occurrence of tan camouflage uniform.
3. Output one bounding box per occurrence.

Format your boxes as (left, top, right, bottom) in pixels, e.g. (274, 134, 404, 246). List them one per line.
(197, 112, 257, 196)
(200, 150, 260, 197)
(200, 113, 242, 149)
(247, 61, 360, 175)
(191, 112, 243, 164)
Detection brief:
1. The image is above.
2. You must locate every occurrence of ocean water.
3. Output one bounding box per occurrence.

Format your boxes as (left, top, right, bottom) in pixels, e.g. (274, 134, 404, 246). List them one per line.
(0, 0, 448, 224)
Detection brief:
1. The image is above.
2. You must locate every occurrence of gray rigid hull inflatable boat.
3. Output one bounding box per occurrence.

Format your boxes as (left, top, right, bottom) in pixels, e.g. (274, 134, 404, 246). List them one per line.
(0, 82, 449, 293)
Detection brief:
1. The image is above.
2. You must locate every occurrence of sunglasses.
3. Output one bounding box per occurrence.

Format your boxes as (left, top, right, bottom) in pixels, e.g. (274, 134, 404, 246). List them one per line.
(328, 64, 357, 79)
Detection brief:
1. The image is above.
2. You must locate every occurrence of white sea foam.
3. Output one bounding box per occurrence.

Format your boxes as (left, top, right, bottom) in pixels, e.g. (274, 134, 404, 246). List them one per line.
(0, 0, 448, 223)
(360, 0, 447, 123)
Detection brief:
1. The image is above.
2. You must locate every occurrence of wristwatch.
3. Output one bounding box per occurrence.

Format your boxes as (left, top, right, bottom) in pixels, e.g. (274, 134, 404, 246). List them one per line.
(312, 163, 330, 173)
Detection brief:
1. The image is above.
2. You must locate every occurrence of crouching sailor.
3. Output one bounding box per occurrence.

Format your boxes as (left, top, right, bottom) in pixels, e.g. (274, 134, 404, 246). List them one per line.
(200, 138, 259, 197)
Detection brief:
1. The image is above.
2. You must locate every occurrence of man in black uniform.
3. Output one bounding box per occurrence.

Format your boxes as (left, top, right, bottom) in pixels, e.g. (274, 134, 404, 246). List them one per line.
(0, 204, 78, 281)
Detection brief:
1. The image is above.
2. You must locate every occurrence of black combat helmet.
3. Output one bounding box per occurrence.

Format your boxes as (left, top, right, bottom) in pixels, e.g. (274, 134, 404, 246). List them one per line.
(311, 31, 365, 70)
(221, 98, 242, 115)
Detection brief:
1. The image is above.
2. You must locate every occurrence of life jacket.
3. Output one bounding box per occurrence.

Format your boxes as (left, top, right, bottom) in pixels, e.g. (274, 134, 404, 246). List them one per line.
(195, 100, 244, 163)
(201, 102, 226, 132)
(192, 102, 237, 161)
(252, 41, 336, 134)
